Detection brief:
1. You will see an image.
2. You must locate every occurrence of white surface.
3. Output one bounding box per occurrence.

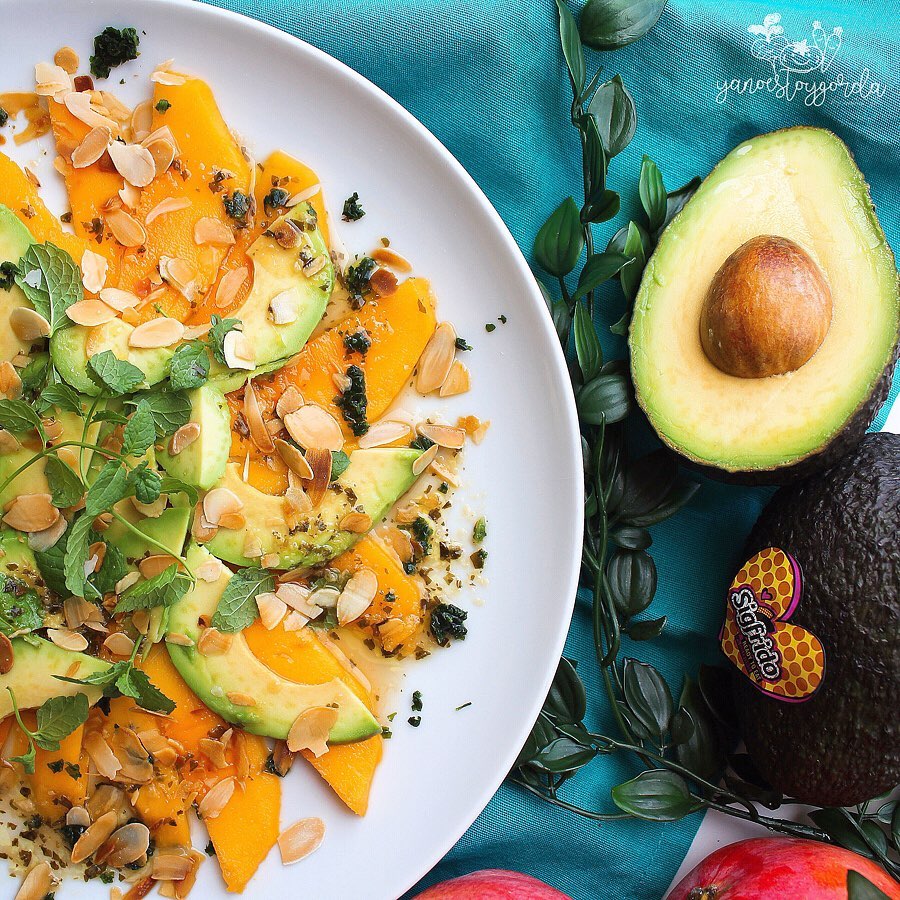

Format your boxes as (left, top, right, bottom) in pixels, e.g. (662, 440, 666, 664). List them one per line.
(0, 2, 583, 898)
(667, 394, 899, 896)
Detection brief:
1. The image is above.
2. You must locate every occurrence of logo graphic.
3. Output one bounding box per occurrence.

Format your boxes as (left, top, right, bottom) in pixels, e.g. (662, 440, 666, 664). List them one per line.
(720, 547, 825, 703)
(716, 13, 886, 106)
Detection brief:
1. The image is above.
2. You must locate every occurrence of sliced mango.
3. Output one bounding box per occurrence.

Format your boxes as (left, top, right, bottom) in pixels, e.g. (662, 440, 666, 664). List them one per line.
(30, 725, 88, 823)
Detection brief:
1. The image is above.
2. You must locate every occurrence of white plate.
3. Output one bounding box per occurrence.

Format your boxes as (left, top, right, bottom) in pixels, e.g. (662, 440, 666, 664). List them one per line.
(0, 1, 582, 897)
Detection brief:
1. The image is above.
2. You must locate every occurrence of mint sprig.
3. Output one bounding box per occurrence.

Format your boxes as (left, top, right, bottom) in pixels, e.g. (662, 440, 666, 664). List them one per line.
(8, 689, 90, 775)
(211, 568, 275, 633)
(13, 243, 82, 336)
(114, 564, 190, 614)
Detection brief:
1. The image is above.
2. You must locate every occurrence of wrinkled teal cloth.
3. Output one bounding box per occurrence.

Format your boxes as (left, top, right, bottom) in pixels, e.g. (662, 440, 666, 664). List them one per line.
(202, 1, 898, 897)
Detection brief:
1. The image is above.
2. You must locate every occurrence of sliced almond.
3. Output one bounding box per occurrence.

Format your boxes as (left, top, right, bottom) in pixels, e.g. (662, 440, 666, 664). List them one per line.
(139, 554, 179, 579)
(106, 207, 147, 247)
(107, 140, 155, 187)
(27, 513, 67, 552)
(337, 568, 378, 625)
(223, 330, 255, 370)
(216, 513, 245, 532)
(394, 502, 419, 526)
(35, 62, 72, 98)
(276, 583, 322, 619)
(54, 46, 79, 74)
(158, 256, 198, 302)
(97, 91, 132, 125)
(412, 443, 439, 476)
(243, 381, 274, 453)
(66, 806, 91, 828)
(95, 822, 150, 868)
(269, 288, 300, 325)
(197, 627, 232, 656)
(282, 610, 309, 632)
(3, 494, 59, 532)
(192, 509, 218, 543)
(415, 321, 456, 394)
(287, 707, 337, 758)
(129, 317, 184, 349)
(309, 586, 340, 611)
(283, 406, 343, 452)
(164, 632, 194, 647)
(145, 196, 190, 226)
(255, 591, 287, 630)
(145, 137, 176, 178)
(417, 423, 466, 450)
(47, 628, 89, 652)
(275, 386, 304, 419)
(203, 488, 243, 527)
(197, 558, 223, 583)
(197, 777, 235, 820)
(99, 287, 140, 311)
(275, 439, 313, 479)
(0, 362, 23, 400)
(151, 851, 194, 882)
(357, 420, 410, 449)
(150, 61, 187, 87)
(286, 184, 321, 206)
(80, 249, 109, 294)
(115, 571, 141, 594)
(270, 740, 295, 777)
(71, 125, 112, 168)
(103, 632, 135, 657)
(303, 447, 331, 508)
(64, 90, 118, 132)
(194, 217, 235, 246)
(71, 809, 118, 864)
(439, 360, 470, 397)
(66, 299, 118, 327)
(303, 254, 328, 277)
(169, 421, 200, 456)
(183, 322, 212, 340)
(371, 247, 413, 272)
(0, 429, 21, 455)
(131, 100, 154, 142)
(199, 737, 229, 770)
(118, 180, 141, 210)
(131, 494, 167, 519)
(82, 734, 122, 784)
(9, 307, 51, 342)
(278, 817, 325, 865)
(226, 692, 256, 707)
(339, 511, 372, 534)
(214, 266, 250, 309)
(0, 633, 13, 675)
(15, 861, 55, 900)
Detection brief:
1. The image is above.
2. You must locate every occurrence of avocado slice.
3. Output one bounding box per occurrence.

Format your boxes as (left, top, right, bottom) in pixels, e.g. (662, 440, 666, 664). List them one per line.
(166, 543, 380, 743)
(630, 128, 899, 482)
(0, 205, 37, 364)
(205, 447, 422, 569)
(731, 433, 899, 807)
(104, 500, 191, 562)
(156, 384, 231, 489)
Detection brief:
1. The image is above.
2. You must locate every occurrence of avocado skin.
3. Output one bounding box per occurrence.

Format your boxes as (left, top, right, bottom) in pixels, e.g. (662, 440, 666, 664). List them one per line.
(732, 433, 899, 806)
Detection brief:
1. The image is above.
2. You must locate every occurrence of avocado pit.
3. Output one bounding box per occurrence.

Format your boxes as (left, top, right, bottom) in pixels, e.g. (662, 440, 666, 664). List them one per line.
(700, 235, 832, 379)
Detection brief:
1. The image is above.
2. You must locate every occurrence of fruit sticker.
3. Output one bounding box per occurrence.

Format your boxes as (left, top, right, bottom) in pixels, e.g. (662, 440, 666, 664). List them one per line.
(720, 547, 825, 702)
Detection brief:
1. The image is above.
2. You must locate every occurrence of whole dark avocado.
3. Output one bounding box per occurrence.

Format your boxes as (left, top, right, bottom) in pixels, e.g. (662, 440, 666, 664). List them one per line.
(731, 432, 899, 807)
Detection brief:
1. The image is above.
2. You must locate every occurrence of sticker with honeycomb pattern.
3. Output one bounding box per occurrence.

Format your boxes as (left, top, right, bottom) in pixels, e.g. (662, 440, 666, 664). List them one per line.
(719, 547, 825, 703)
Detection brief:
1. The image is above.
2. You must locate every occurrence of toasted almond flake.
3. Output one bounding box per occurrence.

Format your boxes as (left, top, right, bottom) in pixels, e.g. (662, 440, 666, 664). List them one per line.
(145, 196, 190, 226)
(96, 822, 150, 868)
(130, 99, 153, 141)
(281, 611, 308, 632)
(164, 632, 194, 647)
(415, 321, 456, 394)
(275, 386, 304, 419)
(129, 317, 184, 348)
(439, 359, 470, 397)
(278, 816, 326, 865)
(158, 256, 198, 301)
(412, 443, 439, 476)
(150, 61, 187, 86)
(103, 632, 135, 657)
(82, 735, 122, 785)
(0, 362, 23, 400)
(132, 494, 167, 518)
(194, 217, 235, 246)
(9, 307, 51, 342)
(197, 627, 232, 656)
(286, 184, 321, 206)
(430, 459, 459, 486)
(151, 851, 193, 881)
(223, 330, 255, 370)
(64, 90, 118, 131)
(66, 299, 118, 326)
(339, 511, 372, 534)
(213, 266, 250, 310)
(418, 422, 466, 449)
(192, 509, 218, 543)
(255, 591, 288, 630)
(99, 287, 140, 311)
(43, 417, 65, 441)
(276, 583, 322, 618)
(115, 571, 141, 594)
(0, 633, 13, 676)
(283, 485, 312, 525)
(243, 382, 274, 453)
(107, 140, 156, 187)
(310, 586, 340, 611)
(168, 421, 200, 457)
(337, 568, 378, 625)
(357, 420, 410, 449)
(243, 535, 263, 558)
(303, 254, 328, 277)
(98, 91, 132, 123)
(3, 494, 59, 532)
(81, 249, 109, 294)
(0, 429, 21, 456)
(132, 609, 150, 635)
(139, 554, 179, 579)
(287, 707, 337, 757)
(27, 513, 67, 551)
(274, 438, 313, 479)
(71, 125, 112, 168)
(203, 487, 243, 527)
(35, 62, 72, 98)
(106, 207, 146, 247)
(11, 353, 32, 368)
(47, 627, 88, 652)
(119, 180, 141, 209)
(226, 691, 256, 707)
(303, 447, 331, 508)
(67, 806, 91, 828)
(54, 46, 79, 74)
(371, 246, 413, 272)
(269, 287, 300, 325)
(145, 137, 176, 178)
(15, 860, 54, 900)
(183, 322, 212, 340)
(332, 372, 351, 393)
(197, 776, 235, 820)
(199, 737, 229, 769)
(196, 558, 224, 583)
(283, 406, 343, 452)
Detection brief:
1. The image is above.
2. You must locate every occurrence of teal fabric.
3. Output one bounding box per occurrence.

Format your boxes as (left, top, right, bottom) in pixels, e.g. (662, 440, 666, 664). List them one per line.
(201, 1, 898, 897)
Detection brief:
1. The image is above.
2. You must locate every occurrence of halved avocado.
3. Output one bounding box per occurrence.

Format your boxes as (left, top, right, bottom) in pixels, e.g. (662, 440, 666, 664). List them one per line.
(630, 128, 899, 482)
(0, 204, 37, 363)
(205, 448, 422, 569)
(166, 543, 380, 743)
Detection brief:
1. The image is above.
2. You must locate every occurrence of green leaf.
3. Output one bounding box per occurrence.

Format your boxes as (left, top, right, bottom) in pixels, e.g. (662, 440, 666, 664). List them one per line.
(544, 657, 587, 724)
(115, 564, 190, 613)
(92, 409, 128, 425)
(892, 801, 900, 850)
(623, 658, 672, 742)
(330, 450, 351, 481)
(534, 736, 596, 773)
(619, 221, 647, 305)
(0, 399, 44, 435)
(45, 455, 84, 508)
(515, 712, 559, 768)
(639, 156, 666, 232)
(63, 513, 94, 598)
(860, 821, 889, 858)
(588, 75, 636, 156)
(122, 400, 156, 457)
(627, 615, 667, 641)
(206, 315, 241, 367)
(34, 525, 69, 595)
(159, 475, 199, 507)
(580, 0, 667, 50)
(611, 769, 698, 821)
(573, 251, 630, 301)
(674, 677, 724, 782)
(847, 871, 891, 900)
(0, 580, 44, 636)
(573, 302, 603, 381)
(88, 350, 146, 395)
(555, 0, 585, 93)
(211, 568, 275, 633)
(89, 538, 126, 596)
(582, 114, 607, 207)
(14, 243, 82, 335)
(128, 462, 162, 505)
(33, 693, 90, 751)
(115, 666, 176, 714)
(19, 355, 51, 394)
(533, 198, 584, 277)
(9, 746, 36, 774)
(610, 525, 651, 550)
(36, 383, 83, 416)
(582, 189, 620, 225)
(607, 550, 657, 617)
(576, 371, 632, 425)
(659, 175, 701, 236)
(809, 809, 873, 858)
(85, 460, 130, 516)
(169, 342, 210, 391)
(133, 391, 192, 437)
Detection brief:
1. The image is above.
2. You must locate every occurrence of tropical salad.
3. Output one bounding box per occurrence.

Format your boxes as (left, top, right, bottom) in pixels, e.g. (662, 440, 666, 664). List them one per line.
(0, 27, 486, 897)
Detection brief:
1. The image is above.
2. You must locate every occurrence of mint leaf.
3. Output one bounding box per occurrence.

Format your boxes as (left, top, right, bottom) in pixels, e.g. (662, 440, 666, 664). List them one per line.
(63, 513, 95, 598)
(85, 460, 130, 516)
(132, 391, 191, 437)
(34, 525, 69, 595)
(159, 475, 199, 507)
(34, 693, 90, 751)
(206, 315, 241, 366)
(211, 568, 274, 633)
(330, 450, 350, 481)
(14, 243, 82, 335)
(36, 383, 83, 416)
(20, 355, 51, 394)
(128, 462, 162, 505)
(9, 743, 36, 774)
(114, 564, 190, 613)
(45, 455, 84, 508)
(122, 400, 155, 457)
(115, 666, 175, 714)
(0, 399, 44, 435)
(0, 579, 43, 636)
(169, 342, 209, 391)
(92, 409, 128, 425)
(89, 537, 126, 596)
(88, 350, 146, 395)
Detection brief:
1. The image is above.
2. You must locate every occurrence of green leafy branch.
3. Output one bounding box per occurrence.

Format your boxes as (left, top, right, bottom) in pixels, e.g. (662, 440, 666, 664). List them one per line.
(7, 688, 89, 775)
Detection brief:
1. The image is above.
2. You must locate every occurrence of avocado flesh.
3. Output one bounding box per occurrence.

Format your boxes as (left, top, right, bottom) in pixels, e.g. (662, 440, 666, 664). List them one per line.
(0, 205, 37, 364)
(104, 500, 191, 562)
(166, 543, 380, 743)
(630, 128, 899, 480)
(205, 448, 422, 569)
(156, 384, 231, 489)
(733, 433, 899, 807)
